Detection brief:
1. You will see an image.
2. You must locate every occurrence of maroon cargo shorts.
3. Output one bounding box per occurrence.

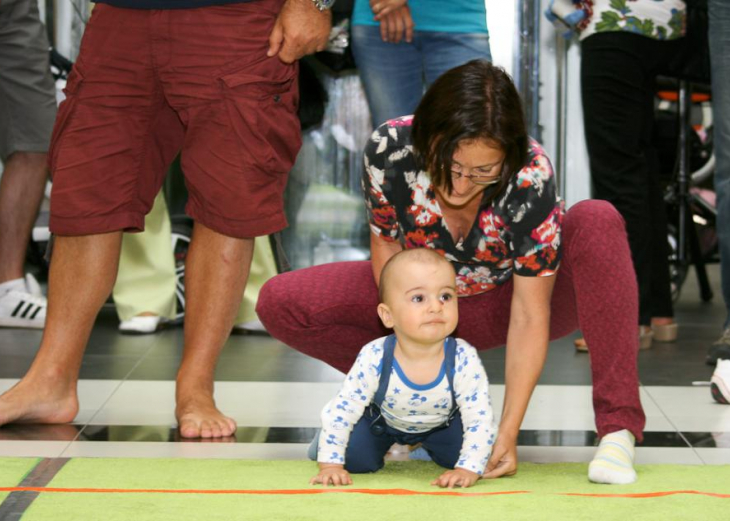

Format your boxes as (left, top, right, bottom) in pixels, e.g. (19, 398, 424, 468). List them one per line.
(48, 0, 301, 238)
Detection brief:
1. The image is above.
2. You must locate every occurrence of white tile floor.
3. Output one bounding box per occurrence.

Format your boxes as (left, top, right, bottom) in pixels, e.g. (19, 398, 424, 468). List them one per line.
(1, 265, 728, 469)
(2, 378, 729, 463)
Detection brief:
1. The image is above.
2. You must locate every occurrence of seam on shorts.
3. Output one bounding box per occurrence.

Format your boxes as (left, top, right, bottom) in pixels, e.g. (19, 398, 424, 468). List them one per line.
(132, 57, 166, 216)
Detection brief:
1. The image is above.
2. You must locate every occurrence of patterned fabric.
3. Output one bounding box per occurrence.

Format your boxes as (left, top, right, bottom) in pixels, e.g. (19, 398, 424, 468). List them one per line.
(362, 116, 564, 297)
(578, 0, 686, 41)
(318, 336, 496, 475)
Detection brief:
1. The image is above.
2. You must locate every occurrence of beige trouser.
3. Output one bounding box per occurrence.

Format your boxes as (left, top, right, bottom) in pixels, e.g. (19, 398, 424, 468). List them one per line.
(113, 190, 277, 323)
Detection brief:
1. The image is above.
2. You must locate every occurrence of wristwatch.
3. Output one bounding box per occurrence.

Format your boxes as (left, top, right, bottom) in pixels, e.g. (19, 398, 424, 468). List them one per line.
(312, 0, 335, 11)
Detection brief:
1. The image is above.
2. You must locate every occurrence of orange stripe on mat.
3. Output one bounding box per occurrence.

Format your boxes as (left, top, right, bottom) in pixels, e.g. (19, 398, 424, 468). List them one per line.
(563, 491, 730, 499)
(0, 487, 529, 497)
(1, 487, 729, 498)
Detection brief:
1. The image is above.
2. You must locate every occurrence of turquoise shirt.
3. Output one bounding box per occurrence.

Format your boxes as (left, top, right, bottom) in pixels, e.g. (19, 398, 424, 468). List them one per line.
(352, 0, 488, 34)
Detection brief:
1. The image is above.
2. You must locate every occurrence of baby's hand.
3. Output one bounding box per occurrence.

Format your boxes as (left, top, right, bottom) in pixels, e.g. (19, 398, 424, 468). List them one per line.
(431, 468, 480, 489)
(310, 464, 353, 486)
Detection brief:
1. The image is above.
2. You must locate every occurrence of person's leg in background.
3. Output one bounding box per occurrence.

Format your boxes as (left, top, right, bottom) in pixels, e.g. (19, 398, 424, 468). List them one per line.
(0, 5, 183, 429)
(114, 188, 278, 335)
(708, 0, 730, 403)
(351, 24, 425, 127)
(421, 31, 492, 87)
(113, 190, 177, 334)
(232, 235, 279, 333)
(709, 0, 730, 359)
(581, 32, 677, 348)
(0, 0, 57, 329)
(644, 38, 677, 341)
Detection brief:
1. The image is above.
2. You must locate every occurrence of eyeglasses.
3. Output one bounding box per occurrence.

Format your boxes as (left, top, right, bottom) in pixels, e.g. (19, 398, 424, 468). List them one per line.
(450, 164, 501, 186)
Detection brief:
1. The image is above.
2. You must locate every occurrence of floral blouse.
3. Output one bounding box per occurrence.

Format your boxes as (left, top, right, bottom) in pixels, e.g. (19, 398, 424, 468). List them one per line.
(362, 116, 564, 297)
(578, 0, 686, 41)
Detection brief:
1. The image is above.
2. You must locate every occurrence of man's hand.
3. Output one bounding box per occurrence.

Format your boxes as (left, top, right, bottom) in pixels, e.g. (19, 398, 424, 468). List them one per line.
(431, 468, 480, 489)
(370, 0, 408, 20)
(378, 5, 414, 43)
(310, 464, 353, 486)
(268, 0, 332, 64)
(483, 433, 518, 479)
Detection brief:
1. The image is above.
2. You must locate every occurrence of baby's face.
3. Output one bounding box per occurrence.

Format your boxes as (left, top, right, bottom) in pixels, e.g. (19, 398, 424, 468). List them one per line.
(382, 259, 458, 344)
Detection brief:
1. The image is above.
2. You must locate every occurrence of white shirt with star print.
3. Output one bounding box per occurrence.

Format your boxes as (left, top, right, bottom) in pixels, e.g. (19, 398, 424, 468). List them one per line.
(317, 336, 496, 475)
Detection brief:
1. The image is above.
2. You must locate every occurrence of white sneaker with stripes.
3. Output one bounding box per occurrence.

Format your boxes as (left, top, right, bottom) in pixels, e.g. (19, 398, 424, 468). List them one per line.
(711, 359, 730, 405)
(0, 274, 47, 329)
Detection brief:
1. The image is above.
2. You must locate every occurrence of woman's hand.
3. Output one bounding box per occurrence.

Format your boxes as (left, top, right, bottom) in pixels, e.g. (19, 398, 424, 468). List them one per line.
(431, 468, 480, 489)
(370, 0, 408, 20)
(378, 5, 414, 44)
(310, 464, 353, 486)
(483, 432, 518, 479)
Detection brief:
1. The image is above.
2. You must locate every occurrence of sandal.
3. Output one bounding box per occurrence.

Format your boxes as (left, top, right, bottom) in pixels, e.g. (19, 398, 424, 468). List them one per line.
(575, 326, 654, 352)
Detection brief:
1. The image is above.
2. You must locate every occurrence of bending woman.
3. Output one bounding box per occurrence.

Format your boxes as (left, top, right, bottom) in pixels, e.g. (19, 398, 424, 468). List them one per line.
(258, 60, 645, 485)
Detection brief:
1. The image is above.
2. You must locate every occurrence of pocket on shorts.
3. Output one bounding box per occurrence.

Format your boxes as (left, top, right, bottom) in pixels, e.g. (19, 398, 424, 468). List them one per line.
(49, 68, 85, 176)
(220, 66, 302, 175)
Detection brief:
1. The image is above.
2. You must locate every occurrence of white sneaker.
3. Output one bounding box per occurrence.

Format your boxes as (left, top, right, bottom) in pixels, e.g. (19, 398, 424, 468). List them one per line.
(119, 315, 166, 335)
(0, 274, 47, 329)
(711, 359, 730, 405)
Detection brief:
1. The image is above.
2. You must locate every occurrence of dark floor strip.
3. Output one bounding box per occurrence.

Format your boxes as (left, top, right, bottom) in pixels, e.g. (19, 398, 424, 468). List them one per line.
(1, 425, 717, 447)
(0, 458, 69, 521)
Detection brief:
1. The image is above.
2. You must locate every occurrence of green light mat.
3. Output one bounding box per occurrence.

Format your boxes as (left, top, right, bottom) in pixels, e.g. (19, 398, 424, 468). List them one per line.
(8, 459, 730, 521)
(0, 457, 39, 503)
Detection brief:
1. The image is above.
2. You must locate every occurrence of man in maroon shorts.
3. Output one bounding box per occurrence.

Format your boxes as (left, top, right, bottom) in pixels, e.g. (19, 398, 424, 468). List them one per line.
(0, 0, 332, 438)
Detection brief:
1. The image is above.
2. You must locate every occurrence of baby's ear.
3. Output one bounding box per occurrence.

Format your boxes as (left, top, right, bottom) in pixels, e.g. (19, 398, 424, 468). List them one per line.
(376, 303, 394, 329)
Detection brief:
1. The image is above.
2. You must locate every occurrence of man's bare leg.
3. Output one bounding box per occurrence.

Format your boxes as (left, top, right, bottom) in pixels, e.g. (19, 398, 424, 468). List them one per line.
(176, 222, 254, 438)
(0, 232, 122, 425)
(0, 151, 48, 283)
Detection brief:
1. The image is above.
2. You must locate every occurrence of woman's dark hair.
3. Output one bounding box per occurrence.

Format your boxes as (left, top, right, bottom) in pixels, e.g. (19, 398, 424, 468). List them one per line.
(412, 59, 528, 195)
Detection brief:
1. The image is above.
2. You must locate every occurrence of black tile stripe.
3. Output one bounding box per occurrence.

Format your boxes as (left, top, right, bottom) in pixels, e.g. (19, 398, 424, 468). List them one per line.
(10, 301, 24, 318)
(0, 458, 69, 521)
(19, 303, 34, 319)
(0, 424, 718, 448)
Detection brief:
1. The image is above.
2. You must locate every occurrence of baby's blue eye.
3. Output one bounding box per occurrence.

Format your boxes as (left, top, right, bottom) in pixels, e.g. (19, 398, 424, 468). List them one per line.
(411, 295, 423, 303)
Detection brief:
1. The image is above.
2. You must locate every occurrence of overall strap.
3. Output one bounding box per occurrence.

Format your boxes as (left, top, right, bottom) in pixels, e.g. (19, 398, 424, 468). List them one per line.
(444, 337, 458, 412)
(373, 334, 397, 407)
(374, 335, 458, 410)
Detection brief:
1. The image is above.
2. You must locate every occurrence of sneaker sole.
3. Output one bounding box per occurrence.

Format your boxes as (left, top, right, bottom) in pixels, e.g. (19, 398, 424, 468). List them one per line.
(118, 324, 166, 335)
(0, 318, 45, 329)
(711, 377, 730, 405)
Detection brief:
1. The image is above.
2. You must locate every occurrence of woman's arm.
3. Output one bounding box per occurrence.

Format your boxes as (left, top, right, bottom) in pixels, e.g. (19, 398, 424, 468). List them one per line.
(484, 272, 556, 478)
(370, 231, 404, 287)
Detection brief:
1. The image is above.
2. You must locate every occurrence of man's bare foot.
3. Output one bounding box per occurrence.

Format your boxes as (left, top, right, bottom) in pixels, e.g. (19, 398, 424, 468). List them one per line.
(175, 393, 237, 439)
(0, 379, 78, 426)
(0, 423, 81, 441)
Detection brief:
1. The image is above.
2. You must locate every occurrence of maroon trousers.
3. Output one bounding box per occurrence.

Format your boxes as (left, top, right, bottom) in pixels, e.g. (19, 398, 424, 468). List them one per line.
(257, 200, 646, 441)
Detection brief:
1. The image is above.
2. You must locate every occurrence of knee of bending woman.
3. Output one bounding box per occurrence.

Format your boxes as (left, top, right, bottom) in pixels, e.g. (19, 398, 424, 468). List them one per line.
(563, 199, 626, 238)
(255, 275, 289, 331)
